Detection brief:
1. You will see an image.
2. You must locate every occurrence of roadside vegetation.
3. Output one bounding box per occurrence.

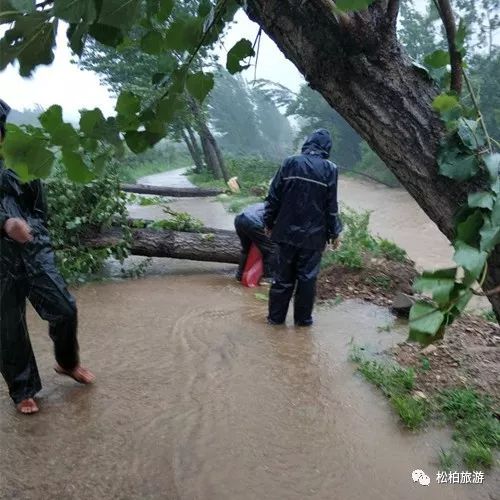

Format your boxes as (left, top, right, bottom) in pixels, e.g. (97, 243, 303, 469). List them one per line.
(350, 347, 500, 469)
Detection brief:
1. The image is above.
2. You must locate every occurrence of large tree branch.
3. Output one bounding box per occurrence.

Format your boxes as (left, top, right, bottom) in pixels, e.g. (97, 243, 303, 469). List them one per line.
(387, 0, 400, 29)
(435, 0, 463, 94)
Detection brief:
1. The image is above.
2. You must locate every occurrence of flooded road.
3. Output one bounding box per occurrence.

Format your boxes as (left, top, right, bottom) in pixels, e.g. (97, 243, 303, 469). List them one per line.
(1, 278, 496, 500)
(1, 169, 496, 499)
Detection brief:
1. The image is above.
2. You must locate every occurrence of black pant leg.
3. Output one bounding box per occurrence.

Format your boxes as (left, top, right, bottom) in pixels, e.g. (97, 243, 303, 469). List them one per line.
(249, 228, 276, 278)
(0, 263, 42, 404)
(268, 244, 297, 324)
(294, 248, 322, 326)
(27, 268, 79, 371)
(235, 215, 252, 280)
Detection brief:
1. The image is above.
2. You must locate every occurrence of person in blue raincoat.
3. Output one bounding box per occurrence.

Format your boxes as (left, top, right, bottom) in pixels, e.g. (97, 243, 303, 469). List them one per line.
(264, 128, 342, 326)
(234, 202, 276, 281)
(0, 99, 94, 415)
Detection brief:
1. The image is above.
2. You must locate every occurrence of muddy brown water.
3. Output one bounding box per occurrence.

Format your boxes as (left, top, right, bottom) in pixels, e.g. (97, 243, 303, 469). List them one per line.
(0, 170, 497, 499)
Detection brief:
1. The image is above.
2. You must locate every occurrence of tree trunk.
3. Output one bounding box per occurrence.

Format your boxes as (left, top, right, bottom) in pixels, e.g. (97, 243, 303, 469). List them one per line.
(181, 128, 204, 172)
(83, 227, 240, 264)
(188, 96, 230, 182)
(244, 0, 499, 316)
(186, 124, 205, 173)
(121, 183, 223, 197)
(199, 129, 224, 179)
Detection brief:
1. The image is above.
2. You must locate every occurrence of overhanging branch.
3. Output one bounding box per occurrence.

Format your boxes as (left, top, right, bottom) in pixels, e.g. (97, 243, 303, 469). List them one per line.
(387, 0, 400, 29)
(435, 0, 463, 94)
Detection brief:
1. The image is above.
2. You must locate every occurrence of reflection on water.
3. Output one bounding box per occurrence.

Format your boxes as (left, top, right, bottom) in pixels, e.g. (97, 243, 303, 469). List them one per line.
(1, 276, 495, 499)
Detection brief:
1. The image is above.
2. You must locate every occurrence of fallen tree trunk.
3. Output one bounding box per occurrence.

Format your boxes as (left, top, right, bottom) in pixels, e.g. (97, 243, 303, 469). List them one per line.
(83, 227, 240, 264)
(121, 183, 224, 197)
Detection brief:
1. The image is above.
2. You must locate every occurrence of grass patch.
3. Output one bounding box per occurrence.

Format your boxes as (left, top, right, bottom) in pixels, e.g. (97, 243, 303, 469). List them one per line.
(351, 350, 500, 468)
(391, 395, 430, 430)
(356, 359, 415, 396)
(321, 208, 407, 270)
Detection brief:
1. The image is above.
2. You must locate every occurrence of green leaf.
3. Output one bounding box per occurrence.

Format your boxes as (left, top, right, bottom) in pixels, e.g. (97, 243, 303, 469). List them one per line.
(457, 118, 485, 150)
(432, 93, 460, 114)
(453, 241, 488, 281)
(152, 72, 166, 85)
(456, 210, 484, 247)
(409, 301, 445, 338)
(484, 153, 500, 184)
(39, 104, 80, 150)
(164, 17, 202, 51)
(424, 49, 450, 69)
(140, 30, 164, 55)
(80, 108, 106, 137)
(158, 0, 174, 21)
(335, 0, 376, 12)
(0, 13, 56, 76)
(124, 131, 162, 154)
(66, 22, 89, 55)
(449, 287, 473, 316)
(97, 0, 140, 30)
(455, 18, 467, 51)
(10, 0, 34, 12)
(468, 191, 494, 210)
(62, 149, 94, 183)
(116, 91, 141, 116)
(490, 193, 500, 225)
(438, 149, 479, 182)
(227, 38, 255, 74)
(414, 268, 457, 307)
(88, 23, 123, 46)
(480, 217, 500, 252)
(39, 104, 64, 130)
(186, 72, 214, 103)
(155, 94, 182, 121)
(2, 124, 54, 180)
(54, 0, 96, 24)
(198, 0, 212, 16)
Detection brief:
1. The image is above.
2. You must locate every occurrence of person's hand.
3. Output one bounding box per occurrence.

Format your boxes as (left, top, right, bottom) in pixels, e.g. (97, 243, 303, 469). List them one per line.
(3, 218, 33, 244)
(264, 227, 272, 238)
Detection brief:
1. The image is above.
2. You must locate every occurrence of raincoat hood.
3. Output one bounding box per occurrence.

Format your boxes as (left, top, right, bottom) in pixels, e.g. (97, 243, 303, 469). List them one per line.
(301, 128, 332, 159)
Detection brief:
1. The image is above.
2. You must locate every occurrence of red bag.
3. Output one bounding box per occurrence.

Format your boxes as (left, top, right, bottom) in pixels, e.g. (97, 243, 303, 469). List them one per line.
(241, 243, 264, 288)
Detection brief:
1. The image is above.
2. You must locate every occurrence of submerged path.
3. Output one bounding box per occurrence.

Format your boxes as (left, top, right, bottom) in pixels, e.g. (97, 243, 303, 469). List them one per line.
(0, 170, 496, 499)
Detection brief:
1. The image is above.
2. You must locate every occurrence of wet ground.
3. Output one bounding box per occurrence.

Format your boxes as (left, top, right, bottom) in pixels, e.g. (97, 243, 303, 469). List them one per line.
(0, 170, 496, 499)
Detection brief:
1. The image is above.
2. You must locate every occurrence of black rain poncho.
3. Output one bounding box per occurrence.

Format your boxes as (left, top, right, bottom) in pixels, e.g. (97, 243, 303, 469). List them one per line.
(0, 101, 79, 404)
(264, 129, 342, 326)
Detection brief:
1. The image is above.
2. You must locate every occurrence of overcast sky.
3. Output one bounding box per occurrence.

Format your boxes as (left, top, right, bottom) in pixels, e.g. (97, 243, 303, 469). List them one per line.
(1, 1, 427, 121)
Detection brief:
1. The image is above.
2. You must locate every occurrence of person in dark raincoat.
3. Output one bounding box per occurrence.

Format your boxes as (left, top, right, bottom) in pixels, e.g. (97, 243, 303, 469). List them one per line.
(234, 202, 276, 281)
(264, 128, 342, 326)
(0, 99, 94, 414)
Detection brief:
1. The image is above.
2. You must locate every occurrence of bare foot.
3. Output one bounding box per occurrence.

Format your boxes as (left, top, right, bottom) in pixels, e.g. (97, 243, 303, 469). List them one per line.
(55, 365, 95, 384)
(16, 398, 39, 415)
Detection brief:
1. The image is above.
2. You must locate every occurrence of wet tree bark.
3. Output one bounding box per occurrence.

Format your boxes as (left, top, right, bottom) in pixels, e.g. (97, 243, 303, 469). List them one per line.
(186, 124, 205, 172)
(121, 183, 223, 197)
(244, 0, 500, 318)
(84, 227, 240, 264)
(188, 96, 230, 182)
(181, 128, 204, 172)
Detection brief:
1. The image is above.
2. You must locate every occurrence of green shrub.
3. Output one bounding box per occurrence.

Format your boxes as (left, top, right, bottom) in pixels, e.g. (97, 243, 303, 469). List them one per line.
(46, 172, 130, 283)
(321, 208, 407, 269)
(376, 238, 408, 262)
